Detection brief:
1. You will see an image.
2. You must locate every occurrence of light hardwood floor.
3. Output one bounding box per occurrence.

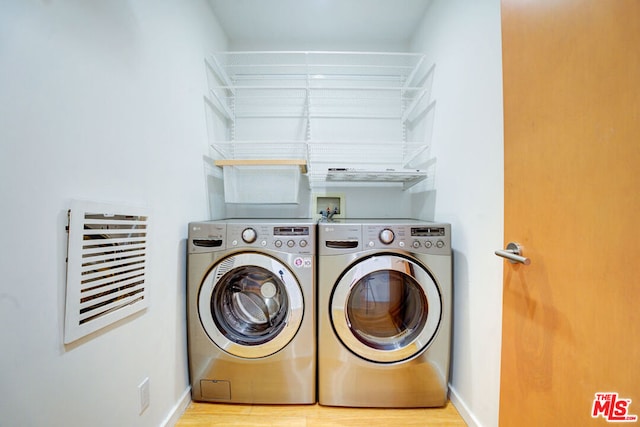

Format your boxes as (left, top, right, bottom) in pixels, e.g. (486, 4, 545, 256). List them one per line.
(176, 401, 467, 426)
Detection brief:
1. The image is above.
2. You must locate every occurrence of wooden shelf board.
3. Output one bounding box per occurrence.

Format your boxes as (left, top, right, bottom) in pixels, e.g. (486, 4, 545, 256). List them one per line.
(214, 159, 308, 174)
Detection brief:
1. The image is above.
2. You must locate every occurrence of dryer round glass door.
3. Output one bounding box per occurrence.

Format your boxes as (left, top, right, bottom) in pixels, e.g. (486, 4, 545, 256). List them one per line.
(198, 252, 304, 359)
(330, 254, 442, 363)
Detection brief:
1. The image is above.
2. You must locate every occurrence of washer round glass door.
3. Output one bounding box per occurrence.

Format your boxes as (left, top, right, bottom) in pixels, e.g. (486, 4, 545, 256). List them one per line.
(199, 252, 304, 359)
(330, 254, 442, 363)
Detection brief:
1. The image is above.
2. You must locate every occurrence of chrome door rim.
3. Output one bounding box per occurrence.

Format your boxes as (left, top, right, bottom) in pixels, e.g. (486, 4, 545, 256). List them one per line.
(330, 254, 442, 363)
(199, 252, 304, 359)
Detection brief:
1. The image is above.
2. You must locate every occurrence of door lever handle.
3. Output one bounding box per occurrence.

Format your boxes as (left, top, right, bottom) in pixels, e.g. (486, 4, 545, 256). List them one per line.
(495, 242, 531, 265)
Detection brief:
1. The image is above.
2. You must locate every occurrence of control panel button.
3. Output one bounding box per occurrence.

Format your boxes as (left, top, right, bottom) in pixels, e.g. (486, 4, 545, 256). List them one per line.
(424, 241, 433, 249)
(412, 240, 421, 248)
(379, 228, 395, 244)
(287, 240, 295, 248)
(299, 239, 308, 247)
(241, 228, 257, 244)
(274, 240, 283, 248)
(436, 240, 445, 248)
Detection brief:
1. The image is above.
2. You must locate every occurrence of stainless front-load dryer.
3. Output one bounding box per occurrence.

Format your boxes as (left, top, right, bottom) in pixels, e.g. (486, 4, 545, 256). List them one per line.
(318, 219, 452, 407)
(187, 219, 315, 404)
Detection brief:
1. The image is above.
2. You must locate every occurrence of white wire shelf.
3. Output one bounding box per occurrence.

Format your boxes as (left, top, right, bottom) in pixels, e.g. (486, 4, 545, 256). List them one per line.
(211, 141, 309, 161)
(205, 51, 432, 123)
(210, 141, 430, 191)
(209, 51, 426, 81)
(325, 168, 427, 190)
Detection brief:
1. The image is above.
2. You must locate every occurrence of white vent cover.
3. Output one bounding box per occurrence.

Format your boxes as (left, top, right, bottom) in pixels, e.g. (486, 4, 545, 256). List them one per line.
(64, 200, 150, 344)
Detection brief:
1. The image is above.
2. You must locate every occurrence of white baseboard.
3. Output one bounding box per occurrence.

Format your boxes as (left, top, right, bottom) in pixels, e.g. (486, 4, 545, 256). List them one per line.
(162, 386, 192, 427)
(449, 384, 481, 427)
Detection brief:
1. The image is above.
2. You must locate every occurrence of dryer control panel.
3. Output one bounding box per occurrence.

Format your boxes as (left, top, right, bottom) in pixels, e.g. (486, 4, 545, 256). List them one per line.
(363, 223, 450, 255)
(318, 220, 450, 256)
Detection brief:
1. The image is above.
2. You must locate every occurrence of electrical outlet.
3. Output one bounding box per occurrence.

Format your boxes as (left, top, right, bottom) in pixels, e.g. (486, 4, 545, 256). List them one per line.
(138, 377, 150, 414)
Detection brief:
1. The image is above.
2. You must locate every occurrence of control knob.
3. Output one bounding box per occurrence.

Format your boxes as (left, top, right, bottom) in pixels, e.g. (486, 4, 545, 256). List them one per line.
(241, 228, 257, 244)
(379, 228, 395, 245)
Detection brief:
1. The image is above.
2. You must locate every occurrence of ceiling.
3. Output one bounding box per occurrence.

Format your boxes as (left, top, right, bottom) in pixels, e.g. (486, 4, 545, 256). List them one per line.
(207, 0, 432, 50)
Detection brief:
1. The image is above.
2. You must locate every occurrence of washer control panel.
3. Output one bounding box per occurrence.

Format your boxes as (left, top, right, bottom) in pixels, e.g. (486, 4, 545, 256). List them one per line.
(364, 223, 450, 255)
(188, 221, 316, 255)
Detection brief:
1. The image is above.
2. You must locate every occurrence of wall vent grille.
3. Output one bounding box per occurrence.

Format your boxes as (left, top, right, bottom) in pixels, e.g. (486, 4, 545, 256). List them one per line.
(64, 200, 150, 344)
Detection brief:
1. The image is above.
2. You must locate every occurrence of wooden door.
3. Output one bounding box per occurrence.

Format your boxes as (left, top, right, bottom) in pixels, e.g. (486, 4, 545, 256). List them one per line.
(499, 1, 640, 425)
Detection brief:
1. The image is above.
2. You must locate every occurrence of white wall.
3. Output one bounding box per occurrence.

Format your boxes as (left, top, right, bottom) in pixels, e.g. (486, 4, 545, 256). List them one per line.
(412, 1, 504, 426)
(0, 1, 505, 425)
(0, 2, 226, 426)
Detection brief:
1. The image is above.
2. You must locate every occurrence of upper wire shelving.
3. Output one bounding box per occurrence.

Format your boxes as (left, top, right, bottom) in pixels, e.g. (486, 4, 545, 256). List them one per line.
(204, 51, 435, 197)
(206, 51, 430, 122)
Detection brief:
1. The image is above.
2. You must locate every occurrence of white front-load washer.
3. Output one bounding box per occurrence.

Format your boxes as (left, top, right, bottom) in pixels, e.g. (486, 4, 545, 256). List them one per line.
(318, 219, 452, 407)
(187, 219, 316, 404)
